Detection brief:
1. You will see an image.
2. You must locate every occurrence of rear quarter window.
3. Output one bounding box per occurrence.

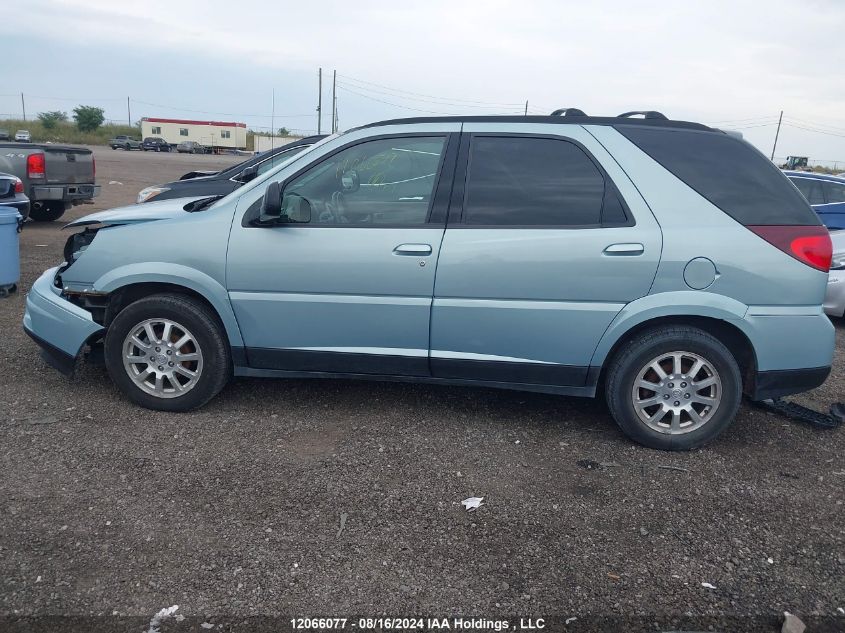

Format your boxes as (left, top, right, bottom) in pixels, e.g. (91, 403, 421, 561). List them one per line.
(617, 126, 820, 226)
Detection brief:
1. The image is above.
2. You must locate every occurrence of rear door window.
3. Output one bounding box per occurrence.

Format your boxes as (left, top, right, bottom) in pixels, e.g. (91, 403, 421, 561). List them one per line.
(462, 136, 617, 226)
(618, 126, 819, 225)
(789, 176, 825, 205)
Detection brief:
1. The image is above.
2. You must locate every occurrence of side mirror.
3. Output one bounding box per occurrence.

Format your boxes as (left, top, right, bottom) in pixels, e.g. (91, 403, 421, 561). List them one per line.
(257, 181, 283, 223)
(279, 192, 312, 224)
(238, 165, 258, 183)
(341, 169, 360, 193)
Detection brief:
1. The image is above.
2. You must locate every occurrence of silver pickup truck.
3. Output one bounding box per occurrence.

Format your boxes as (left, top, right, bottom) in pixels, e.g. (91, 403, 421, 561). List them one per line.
(0, 144, 99, 221)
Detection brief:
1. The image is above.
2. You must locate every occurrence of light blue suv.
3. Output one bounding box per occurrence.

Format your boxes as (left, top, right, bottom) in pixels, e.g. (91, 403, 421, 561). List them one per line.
(23, 111, 836, 450)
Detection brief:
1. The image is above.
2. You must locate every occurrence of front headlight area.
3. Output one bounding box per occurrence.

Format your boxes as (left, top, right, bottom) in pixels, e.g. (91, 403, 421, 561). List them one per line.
(137, 186, 169, 203)
(55, 228, 109, 325)
(62, 227, 101, 265)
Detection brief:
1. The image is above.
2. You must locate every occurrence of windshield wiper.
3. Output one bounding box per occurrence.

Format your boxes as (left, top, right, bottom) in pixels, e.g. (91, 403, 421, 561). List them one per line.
(183, 195, 223, 213)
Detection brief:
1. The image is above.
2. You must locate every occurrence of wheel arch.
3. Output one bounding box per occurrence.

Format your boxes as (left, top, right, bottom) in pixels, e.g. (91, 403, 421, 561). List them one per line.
(92, 265, 245, 350)
(591, 296, 758, 394)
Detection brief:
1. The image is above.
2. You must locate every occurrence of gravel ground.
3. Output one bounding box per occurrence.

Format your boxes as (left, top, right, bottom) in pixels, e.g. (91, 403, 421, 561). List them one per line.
(1, 147, 843, 632)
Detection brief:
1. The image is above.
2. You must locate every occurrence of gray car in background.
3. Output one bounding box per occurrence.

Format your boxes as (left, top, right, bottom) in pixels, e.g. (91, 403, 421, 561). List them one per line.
(0, 171, 30, 219)
(0, 142, 98, 221)
(826, 230, 845, 318)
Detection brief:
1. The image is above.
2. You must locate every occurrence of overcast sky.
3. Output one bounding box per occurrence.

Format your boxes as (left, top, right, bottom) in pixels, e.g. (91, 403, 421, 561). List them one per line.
(5, 0, 845, 165)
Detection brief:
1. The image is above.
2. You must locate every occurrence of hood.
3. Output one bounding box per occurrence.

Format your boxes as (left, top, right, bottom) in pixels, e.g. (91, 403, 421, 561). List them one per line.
(64, 196, 207, 228)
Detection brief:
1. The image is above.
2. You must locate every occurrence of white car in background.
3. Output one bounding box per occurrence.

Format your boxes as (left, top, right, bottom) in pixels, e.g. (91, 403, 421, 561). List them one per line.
(827, 230, 845, 318)
(14, 130, 31, 142)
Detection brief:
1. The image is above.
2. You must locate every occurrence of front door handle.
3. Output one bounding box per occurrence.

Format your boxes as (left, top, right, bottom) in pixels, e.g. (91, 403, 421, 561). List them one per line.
(603, 243, 644, 256)
(393, 243, 432, 256)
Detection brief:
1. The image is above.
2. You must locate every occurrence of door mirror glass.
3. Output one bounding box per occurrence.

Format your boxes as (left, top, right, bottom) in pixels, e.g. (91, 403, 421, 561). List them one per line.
(279, 192, 312, 223)
(341, 169, 359, 193)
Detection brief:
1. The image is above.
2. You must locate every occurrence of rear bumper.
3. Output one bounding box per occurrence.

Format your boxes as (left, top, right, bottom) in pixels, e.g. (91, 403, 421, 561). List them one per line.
(825, 269, 845, 318)
(30, 184, 100, 202)
(750, 366, 831, 401)
(1, 197, 30, 219)
(22, 266, 104, 374)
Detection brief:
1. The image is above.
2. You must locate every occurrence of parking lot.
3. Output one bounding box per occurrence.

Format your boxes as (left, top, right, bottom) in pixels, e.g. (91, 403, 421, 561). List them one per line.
(1, 146, 844, 631)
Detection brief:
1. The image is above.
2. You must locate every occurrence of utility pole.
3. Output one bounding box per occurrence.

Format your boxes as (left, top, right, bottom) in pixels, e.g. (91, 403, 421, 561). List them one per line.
(21, 92, 26, 121)
(331, 69, 337, 133)
(317, 67, 322, 135)
(271, 88, 276, 151)
(127, 97, 131, 126)
(771, 110, 783, 161)
(524, 100, 528, 116)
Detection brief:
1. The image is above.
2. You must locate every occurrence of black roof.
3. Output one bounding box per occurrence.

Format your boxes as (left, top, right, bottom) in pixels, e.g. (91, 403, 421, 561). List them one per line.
(354, 115, 713, 133)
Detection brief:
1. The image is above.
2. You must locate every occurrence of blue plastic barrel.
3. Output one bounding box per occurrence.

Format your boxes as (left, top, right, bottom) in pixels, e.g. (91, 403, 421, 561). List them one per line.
(0, 206, 22, 297)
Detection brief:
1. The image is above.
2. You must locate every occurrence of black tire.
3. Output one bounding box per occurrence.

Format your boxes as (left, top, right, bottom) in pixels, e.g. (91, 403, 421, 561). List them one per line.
(124, 143, 131, 151)
(604, 326, 742, 451)
(112, 145, 118, 150)
(29, 201, 67, 222)
(104, 293, 231, 411)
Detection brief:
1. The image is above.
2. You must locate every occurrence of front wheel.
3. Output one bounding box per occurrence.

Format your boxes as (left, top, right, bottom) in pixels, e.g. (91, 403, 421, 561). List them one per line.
(605, 326, 742, 450)
(104, 294, 231, 411)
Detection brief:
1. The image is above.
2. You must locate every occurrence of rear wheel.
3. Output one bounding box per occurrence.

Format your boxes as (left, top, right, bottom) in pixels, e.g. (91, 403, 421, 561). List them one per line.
(605, 326, 742, 450)
(29, 201, 67, 222)
(104, 294, 231, 411)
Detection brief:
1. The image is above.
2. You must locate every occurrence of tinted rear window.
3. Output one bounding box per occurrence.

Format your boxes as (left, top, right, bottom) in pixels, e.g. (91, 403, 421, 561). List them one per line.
(617, 126, 819, 225)
(463, 136, 607, 226)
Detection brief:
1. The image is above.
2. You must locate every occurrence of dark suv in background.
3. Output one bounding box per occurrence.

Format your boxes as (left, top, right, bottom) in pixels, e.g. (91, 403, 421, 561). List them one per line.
(137, 135, 325, 203)
(142, 137, 171, 152)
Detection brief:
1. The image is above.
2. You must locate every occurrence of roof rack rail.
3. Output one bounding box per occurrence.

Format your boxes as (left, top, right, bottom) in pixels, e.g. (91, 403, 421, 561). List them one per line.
(618, 110, 668, 120)
(550, 108, 587, 117)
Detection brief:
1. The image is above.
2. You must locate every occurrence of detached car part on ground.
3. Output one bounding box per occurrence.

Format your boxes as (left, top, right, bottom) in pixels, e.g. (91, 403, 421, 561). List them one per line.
(136, 135, 325, 203)
(24, 111, 838, 451)
(0, 143, 98, 221)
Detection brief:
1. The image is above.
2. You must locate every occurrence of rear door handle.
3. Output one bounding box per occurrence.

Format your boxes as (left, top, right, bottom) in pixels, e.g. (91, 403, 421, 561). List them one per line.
(603, 243, 644, 256)
(393, 243, 432, 256)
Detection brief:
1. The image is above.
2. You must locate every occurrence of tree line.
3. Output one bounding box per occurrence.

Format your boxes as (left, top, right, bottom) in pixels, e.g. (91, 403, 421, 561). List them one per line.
(36, 105, 106, 132)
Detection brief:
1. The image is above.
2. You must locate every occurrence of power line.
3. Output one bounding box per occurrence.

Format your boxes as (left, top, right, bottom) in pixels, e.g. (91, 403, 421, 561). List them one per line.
(783, 115, 845, 135)
(782, 122, 845, 139)
(720, 122, 778, 130)
(130, 98, 312, 119)
(337, 84, 522, 116)
(337, 73, 524, 107)
(336, 79, 526, 110)
(705, 114, 781, 125)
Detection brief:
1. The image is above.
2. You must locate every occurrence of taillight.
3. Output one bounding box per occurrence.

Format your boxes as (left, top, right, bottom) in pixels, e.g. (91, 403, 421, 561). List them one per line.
(747, 225, 832, 272)
(27, 153, 46, 179)
(14, 178, 23, 194)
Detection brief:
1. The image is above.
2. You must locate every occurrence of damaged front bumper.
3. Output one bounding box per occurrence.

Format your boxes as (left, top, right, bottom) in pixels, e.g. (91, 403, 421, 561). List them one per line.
(23, 266, 104, 375)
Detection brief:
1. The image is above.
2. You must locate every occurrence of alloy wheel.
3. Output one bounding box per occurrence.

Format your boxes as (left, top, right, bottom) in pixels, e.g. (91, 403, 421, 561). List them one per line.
(631, 351, 722, 434)
(121, 318, 204, 398)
